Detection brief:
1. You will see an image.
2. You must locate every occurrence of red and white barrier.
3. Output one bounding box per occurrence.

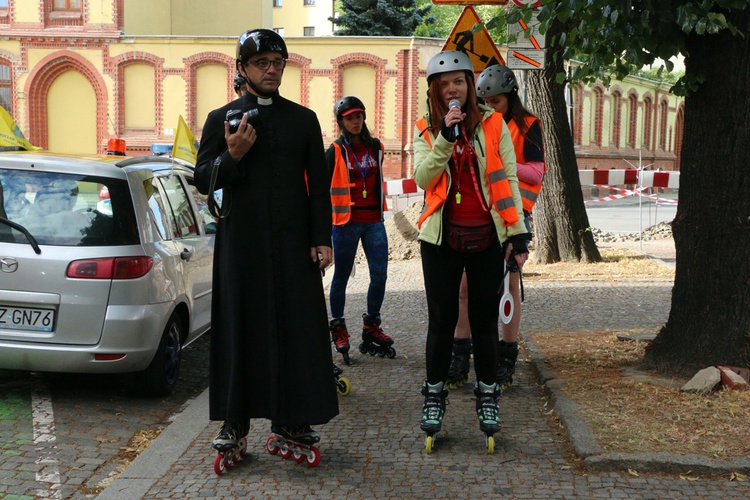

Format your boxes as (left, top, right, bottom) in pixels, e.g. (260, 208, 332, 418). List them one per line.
(578, 169, 680, 188)
(382, 178, 423, 196)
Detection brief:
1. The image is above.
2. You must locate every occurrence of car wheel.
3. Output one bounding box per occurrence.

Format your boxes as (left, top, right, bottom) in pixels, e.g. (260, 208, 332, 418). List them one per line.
(134, 313, 183, 397)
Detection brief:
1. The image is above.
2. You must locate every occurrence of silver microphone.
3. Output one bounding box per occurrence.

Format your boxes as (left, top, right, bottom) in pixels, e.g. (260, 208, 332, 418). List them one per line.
(448, 99, 461, 138)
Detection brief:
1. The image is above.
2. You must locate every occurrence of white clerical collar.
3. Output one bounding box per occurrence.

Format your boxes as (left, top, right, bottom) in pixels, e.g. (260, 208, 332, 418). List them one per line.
(258, 96, 273, 106)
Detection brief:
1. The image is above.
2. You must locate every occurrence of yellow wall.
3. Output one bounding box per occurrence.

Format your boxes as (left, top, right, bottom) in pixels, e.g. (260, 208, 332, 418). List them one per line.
(124, 64, 156, 129)
(124, 0, 268, 35)
(195, 65, 231, 133)
(47, 71, 97, 154)
(274, 1, 334, 37)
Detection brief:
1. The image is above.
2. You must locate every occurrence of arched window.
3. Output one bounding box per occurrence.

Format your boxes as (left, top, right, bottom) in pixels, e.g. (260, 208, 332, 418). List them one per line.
(642, 95, 653, 151)
(610, 90, 622, 148)
(0, 61, 10, 113)
(659, 99, 669, 151)
(627, 93, 638, 149)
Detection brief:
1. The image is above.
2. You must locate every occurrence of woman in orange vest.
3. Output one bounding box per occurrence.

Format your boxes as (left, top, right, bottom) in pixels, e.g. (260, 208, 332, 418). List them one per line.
(447, 65, 545, 391)
(413, 51, 530, 453)
(326, 96, 394, 366)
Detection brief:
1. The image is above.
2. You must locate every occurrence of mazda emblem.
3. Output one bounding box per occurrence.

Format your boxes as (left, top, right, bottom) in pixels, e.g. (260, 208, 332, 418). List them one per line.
(1, 257, 19, 273)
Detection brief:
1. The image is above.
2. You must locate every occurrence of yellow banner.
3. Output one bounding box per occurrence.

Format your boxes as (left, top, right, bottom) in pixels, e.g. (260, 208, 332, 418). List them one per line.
(172, 115, 199, 164)
(0, 106, 42, 151)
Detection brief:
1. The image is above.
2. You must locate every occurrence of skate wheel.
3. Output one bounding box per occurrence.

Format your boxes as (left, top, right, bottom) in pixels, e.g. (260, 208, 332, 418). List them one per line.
(306, 446, 321, 467)
(237, 437, 248, 458)
(266, 435, 280, 455)
(377, 349, 386, 357)
(358, 342, 367, 354)
(292, 446, 306, 464)
(425, 435, 434, 454)
(486, 435, 495, 454)
(367, 346, 377, 356)
(214, 453, 228, 475)
(337, 377, 351, 396)
(279, 443, 293, 459)
(386, 347, 396, 359)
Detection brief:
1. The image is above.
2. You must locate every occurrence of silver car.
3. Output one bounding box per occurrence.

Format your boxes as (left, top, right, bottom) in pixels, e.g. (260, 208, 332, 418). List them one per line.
(0, 152, 215, 396)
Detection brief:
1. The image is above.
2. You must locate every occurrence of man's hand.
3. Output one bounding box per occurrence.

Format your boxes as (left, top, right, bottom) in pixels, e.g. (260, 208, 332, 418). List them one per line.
(225, 113, 257, 161)
(311, 246, 333, 270)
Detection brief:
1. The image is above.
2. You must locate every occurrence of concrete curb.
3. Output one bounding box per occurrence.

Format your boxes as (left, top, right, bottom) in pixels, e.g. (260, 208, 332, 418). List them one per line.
(524, 335, 750, 475)
(96, 389, 210, 500)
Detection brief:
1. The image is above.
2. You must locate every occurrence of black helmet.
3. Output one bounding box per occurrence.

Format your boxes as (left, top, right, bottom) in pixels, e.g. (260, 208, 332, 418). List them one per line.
(236, 29, 288, 64)
(233, 72, 245, 92)
(334, 96, 366, 121)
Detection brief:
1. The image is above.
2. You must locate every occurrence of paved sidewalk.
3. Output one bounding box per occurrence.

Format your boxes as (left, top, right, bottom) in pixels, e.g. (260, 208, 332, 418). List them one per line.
(97, 256, 750, 499)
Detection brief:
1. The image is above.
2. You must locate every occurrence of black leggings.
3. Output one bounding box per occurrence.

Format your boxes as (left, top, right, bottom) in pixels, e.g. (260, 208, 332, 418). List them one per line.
(420, 238, 504, 385)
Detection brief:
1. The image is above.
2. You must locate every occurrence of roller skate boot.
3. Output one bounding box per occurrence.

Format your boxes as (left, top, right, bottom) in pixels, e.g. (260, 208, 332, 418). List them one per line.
(475, 381, 501, 454)
(266, 423, 322, 467)
(420, 381, 448, 453)
(446, 338, 472, 389)
(212, 419, 249, 475)
(358, 313, 396, 358)
(333, 363, 351, 396)
(496, 340, 519, 390)
(330, 318, 352, 365)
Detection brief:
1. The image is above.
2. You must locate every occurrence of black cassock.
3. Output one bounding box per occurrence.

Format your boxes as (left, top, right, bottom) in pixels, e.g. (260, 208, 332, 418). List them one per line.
(196, 92, 338, 426)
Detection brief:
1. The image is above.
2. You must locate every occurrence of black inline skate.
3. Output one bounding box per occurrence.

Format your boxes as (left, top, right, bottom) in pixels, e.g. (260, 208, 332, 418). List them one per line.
(420, 381, 448, 454)
(333, 363, 351, 396)
(496, 340, 519, 390)
(475, 381, 502, 454)
(446, 338, 472, 389)
(330, 318, 352, 365)
(212, 419, 250, 475)
(359, 313, 396, 358)
(266, 423, 322, 467)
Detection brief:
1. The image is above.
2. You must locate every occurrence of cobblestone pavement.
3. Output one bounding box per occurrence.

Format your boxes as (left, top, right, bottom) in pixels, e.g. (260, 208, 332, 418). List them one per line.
(92, 256, 750, 499)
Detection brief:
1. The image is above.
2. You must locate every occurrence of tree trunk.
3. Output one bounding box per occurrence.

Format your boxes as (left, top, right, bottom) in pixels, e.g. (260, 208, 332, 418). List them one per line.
(643, 8, 750, 375)
(524, 20, 601, 264)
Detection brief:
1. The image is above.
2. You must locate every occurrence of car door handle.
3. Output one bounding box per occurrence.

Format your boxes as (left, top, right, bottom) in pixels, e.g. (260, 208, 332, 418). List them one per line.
(180, 248, 193, 261)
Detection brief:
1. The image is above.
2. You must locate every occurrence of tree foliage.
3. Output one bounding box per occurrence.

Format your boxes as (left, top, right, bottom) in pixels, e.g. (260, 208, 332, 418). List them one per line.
(331, 0, 433, 36)
(413, 1, 508, 41)
(509, 0, 748, 95)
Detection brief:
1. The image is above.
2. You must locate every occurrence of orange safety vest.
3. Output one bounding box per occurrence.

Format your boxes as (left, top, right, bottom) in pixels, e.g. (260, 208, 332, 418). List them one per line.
(329, 140, 386, 225)
(416, 115, 519, 229)
(507, 116, 545, 213)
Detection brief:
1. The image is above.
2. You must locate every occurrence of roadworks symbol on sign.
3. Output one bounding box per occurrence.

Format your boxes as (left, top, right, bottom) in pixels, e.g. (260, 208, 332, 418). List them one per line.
(442, 6, 505, 72)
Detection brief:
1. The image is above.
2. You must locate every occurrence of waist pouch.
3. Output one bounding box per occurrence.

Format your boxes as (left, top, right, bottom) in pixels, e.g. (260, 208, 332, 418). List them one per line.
(445, 222, 497, 253)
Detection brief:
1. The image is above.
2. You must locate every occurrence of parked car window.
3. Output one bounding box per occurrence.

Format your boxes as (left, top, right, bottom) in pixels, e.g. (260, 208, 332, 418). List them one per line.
(145, 176, 171, 240)
(158, 174, 198, 238)
(185, 179, 216, 235)
(0, 169, 138, 246)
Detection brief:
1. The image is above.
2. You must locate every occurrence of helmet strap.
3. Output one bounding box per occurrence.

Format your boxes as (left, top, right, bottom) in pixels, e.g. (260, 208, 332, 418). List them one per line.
(238, 62, 276, 99)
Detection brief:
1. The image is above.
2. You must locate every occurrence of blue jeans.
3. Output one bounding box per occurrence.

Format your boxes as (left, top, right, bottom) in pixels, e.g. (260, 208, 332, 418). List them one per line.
(330, 221, 389, 320)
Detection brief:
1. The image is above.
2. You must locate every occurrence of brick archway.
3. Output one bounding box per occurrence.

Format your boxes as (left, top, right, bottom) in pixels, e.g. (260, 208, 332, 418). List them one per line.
(25, 51, 107, 152)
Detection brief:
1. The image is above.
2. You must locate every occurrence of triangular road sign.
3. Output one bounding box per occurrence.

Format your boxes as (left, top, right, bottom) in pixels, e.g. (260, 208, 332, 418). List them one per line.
(442, 6, 505, 72)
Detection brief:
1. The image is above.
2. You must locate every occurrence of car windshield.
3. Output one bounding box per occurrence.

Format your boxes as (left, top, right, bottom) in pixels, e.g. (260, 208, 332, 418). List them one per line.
(0, 169, 139, 246)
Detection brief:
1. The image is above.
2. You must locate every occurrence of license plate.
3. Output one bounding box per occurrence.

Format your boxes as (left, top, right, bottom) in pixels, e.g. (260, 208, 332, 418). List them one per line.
(0, 305, 55, 332)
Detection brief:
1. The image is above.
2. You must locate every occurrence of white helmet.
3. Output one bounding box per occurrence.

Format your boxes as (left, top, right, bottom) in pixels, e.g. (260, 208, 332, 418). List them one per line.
(476, 65, 519, 97)
(426, 51, 474, 82)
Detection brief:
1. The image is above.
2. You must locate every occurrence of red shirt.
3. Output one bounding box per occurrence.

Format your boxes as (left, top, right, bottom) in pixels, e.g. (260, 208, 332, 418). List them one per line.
(446, 140, 492, 226)
(345, 141, 380, 223)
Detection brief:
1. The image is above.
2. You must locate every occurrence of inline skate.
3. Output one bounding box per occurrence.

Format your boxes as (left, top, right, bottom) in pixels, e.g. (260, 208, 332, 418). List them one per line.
(496, 340, 519, 390)
(420, 381, 448, 454)
(333, 363, 351, 396)
(212, 420, 250, 475)
(265, 423, 322, 467)
(446, 338, 472, 389)
(475, 381, 501, 454)
(358, 313, 396, 358)
(330, 318, 352, 365)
